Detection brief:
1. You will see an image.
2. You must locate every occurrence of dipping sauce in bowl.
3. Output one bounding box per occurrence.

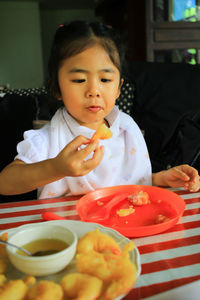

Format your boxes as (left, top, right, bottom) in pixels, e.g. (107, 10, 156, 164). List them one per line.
(6, 223, 77, 276)
(17, 238, 69, 256)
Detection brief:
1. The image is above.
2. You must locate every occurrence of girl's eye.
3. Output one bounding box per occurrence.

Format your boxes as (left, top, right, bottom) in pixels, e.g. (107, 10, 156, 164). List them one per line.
(72, 79, 85, 83)
(101, 78, 112, 82)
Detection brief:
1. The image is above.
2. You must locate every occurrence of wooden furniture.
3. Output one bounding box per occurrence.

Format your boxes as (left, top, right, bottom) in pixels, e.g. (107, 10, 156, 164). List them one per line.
(146, 0, 200, 62)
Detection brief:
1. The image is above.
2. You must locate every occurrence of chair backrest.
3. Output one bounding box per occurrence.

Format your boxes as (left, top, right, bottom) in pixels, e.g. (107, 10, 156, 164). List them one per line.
(127, 61, 200, 171)
(0, 92, 38, 201)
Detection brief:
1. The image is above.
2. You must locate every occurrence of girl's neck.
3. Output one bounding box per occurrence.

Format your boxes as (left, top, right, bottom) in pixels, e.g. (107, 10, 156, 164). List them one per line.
(82, 119, 109, 130)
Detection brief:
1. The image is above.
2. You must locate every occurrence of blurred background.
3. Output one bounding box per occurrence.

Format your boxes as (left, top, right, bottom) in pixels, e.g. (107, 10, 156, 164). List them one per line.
(1, 0, 200, 89)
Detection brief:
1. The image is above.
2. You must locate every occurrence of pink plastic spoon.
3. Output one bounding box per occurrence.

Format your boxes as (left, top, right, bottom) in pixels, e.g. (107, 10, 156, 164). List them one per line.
(42, 212, 66, 221)
(85, 193, 129, 221)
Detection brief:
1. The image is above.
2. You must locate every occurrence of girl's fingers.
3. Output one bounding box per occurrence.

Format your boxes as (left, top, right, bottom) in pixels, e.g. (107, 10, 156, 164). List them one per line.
(184, 181, 200, 192)
(172, 167, 190, 181)
(76, 140, 100, 160)
(61, 135, 93, 158)
(83, 146, 104, 171)
(180, 165, 199, 181)
(175, 165, 200, 191)
(67, 135, 90, 150)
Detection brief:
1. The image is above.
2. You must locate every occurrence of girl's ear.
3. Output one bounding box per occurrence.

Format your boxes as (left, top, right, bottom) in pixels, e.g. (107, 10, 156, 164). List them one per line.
(55, 92, 62, 100)
(116, 78, 124, 99)
(54, 87, 62, 100)
(120, 78, 124, 88)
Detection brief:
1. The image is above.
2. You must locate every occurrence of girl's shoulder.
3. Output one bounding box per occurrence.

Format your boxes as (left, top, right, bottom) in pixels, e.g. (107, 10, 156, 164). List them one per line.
(119, 110, 140, 128)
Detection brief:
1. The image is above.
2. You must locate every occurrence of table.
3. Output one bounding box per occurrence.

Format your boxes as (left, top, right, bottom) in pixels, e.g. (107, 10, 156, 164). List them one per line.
(0, 187, 199, 299)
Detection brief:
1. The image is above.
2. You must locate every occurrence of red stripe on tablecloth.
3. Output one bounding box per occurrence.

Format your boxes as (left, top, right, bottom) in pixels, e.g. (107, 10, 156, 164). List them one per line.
(185, 198, 200, 204)
(174, 190, 190, 195)
(0, 196, 80, 208)
(142, 252, 200, 275)
(175, 189, 200, 195)
(0, 215, 81, 230)
(124, 275, 200, 300)
(0, 205, 77, 218)
(138, 235, 200, 254)
(183, 208, 200, 216)
(0, 219, 43, 230)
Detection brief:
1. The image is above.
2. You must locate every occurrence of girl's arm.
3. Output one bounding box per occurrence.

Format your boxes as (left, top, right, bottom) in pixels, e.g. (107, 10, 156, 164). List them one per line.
(152, 164, 200, 192)
(0, 136, 104, 195)
(0, 159, 60, 195)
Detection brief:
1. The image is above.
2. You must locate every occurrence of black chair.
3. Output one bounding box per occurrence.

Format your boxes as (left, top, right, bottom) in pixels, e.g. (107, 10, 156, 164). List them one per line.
(0, 92, 38, 202)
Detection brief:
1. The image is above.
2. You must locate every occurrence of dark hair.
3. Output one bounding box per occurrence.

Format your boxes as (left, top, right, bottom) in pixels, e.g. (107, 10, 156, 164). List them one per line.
(47, 20, 126, 97)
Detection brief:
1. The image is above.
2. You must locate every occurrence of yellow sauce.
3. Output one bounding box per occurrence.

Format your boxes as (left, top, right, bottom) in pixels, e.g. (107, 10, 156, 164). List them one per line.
(16, 238, 69, 256)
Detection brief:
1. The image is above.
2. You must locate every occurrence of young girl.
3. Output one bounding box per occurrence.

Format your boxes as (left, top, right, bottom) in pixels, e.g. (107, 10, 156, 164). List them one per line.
(0, 20, 199, 199)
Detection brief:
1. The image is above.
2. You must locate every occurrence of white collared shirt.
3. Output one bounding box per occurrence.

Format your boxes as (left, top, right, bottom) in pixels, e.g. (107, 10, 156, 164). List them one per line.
(15, 106, 152, 198)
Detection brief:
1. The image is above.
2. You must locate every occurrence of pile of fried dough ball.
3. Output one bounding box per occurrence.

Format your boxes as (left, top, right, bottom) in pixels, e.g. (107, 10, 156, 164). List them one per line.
(0, 229, 137, 300)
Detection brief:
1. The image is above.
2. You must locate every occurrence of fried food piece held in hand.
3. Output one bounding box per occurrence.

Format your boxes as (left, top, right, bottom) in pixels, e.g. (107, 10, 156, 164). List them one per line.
(0, 279, 28, 300)
(77, 229, 121, 256)
(90, 124, 112, 142)
(61, 273, 103, 300)
(26, 280, 63, 300)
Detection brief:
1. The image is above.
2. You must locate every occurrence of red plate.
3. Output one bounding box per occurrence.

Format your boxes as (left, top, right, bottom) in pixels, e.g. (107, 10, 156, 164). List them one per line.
(76, 185, 185, 237)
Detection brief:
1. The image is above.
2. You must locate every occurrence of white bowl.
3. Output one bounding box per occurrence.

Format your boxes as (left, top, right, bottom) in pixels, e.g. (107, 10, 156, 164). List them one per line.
(6, 223, 77, 276)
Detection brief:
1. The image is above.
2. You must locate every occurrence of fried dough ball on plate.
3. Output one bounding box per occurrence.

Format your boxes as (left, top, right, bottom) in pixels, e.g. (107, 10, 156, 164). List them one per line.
(26, 280, 63, 300)
(77, 229, 121, 256)
(0, 279, 28, 300)
(77, 242, 137, 300)
(0, 275, 6, 288)
(23, 275, 36, 286)
(0, 233, 8, 258)
(61, 273, 103, 300)
(103, 243, 137, 300)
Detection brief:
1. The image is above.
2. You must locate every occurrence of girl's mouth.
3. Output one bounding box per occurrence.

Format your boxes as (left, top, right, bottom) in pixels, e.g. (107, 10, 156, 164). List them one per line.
(87, 106, 102, 112)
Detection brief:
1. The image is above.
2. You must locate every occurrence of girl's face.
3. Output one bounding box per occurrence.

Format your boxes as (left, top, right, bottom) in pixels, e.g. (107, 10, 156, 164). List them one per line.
(58, 44, 122, 130)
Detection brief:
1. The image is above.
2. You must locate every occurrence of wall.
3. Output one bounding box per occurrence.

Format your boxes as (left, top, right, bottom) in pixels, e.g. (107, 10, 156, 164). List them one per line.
(0, 1, 44, 89)
(0, 1, 95, 89)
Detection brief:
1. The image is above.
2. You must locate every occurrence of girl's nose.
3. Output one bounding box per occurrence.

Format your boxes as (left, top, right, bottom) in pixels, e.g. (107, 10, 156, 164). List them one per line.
(85, 83, 100, 98)
(86, 90, 100, 98)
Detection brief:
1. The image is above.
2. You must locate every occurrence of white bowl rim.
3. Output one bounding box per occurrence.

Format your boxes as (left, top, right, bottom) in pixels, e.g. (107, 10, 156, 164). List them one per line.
(6, 223, 78, 260)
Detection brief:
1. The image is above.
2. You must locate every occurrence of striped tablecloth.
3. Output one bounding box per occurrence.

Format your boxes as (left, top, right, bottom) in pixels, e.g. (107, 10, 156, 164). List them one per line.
(0, 187, 199, 299)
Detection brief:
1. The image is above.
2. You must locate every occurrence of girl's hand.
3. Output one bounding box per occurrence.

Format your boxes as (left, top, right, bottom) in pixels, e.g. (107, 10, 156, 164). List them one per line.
(53, 135, 104, 177)
(152, 164, 200, 192)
